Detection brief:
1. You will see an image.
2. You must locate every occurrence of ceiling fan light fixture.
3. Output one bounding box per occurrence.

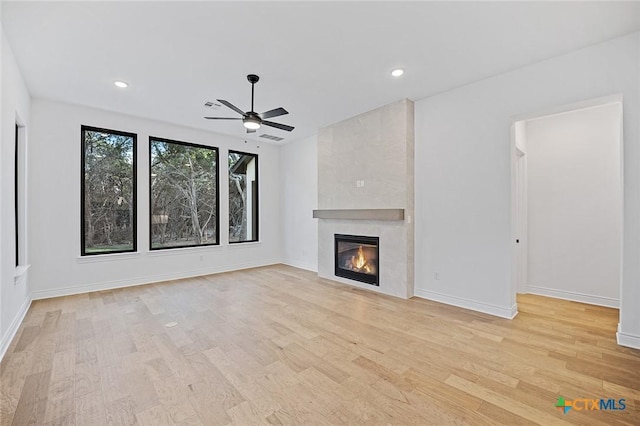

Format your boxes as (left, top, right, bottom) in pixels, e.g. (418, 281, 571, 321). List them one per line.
(243, 116, 261, 130)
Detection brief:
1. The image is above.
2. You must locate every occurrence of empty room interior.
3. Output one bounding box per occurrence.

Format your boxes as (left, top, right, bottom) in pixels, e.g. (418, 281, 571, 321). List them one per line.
(2, 1, 640, 425)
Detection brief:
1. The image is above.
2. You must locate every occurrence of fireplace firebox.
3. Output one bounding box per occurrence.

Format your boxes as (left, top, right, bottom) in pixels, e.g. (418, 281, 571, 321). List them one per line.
(334, 234, 379, 286)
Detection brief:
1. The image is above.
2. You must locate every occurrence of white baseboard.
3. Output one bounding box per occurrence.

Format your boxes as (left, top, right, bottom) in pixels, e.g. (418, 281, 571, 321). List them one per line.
(617, 331, 640, 350)
(0, 295, 32, 362)
(281, 260, 318, 273)
(414, 288, 518, 319)
(31, 259, 281, 300)
(526, 285, 619, 308)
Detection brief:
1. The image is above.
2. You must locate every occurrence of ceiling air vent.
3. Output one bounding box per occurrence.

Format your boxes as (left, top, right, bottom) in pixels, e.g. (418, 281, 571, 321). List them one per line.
(260, 134, 284, 142)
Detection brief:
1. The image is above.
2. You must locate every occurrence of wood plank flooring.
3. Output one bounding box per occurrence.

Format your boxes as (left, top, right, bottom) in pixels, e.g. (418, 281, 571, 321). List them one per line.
(1, 264, 639, 425)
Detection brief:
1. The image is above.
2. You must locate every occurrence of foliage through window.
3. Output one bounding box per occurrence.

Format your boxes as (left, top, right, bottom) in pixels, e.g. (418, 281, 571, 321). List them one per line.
(82, 126, 137, 255)
(150, 138, 219, 249)
(229, 151, 258, 243)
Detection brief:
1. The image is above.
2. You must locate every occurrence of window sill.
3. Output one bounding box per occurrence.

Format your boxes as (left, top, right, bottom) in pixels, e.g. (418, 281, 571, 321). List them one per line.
(227, 241, 262, 249)
(147, 244, 223, 257)
(14, 264, 30, 281)
(77, 252, 142, 263)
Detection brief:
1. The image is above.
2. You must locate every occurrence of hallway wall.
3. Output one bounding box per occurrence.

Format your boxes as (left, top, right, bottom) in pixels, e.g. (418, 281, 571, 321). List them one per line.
(526, 103, 622, 307)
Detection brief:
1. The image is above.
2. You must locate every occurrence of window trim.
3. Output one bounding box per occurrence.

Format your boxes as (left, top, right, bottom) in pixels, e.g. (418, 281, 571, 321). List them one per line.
(81, 125, 138, 256)
(228, 149, 259, 244)
(149, 136, 220, 251)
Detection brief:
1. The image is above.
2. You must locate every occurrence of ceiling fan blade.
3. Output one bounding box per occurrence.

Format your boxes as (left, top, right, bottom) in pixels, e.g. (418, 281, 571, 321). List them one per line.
(263, 120, 294, 132)
(217, 99, 246, 116)
(247, 129, 256, 134)
(204, 117, 242, 120)
(259, 107, 288, 120)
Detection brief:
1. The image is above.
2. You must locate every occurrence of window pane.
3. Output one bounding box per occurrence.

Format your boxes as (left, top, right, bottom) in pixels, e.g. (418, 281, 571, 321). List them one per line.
(229, 151, 258, 243)
(82, 126, 136, 255)
(150, 138, 219, 249)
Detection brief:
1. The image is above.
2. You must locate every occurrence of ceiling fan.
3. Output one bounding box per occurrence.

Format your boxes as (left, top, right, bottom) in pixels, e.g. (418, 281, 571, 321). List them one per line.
(205, 74, 294, 133)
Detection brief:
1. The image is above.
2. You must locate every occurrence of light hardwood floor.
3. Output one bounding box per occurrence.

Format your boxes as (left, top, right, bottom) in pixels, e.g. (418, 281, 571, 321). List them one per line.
(1, 264, 639, 425)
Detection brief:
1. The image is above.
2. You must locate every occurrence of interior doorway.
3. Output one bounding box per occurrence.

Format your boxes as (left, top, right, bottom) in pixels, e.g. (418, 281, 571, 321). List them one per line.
(511, 96, 623, 311)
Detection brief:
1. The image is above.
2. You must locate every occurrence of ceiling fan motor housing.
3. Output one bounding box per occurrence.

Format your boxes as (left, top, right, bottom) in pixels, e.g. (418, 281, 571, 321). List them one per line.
(204, 73, 294, 133)
(244, 111, 261, 122)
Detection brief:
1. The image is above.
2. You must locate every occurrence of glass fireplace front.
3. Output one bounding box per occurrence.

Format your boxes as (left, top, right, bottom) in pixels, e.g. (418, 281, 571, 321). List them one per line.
(334, 234, 379, 286)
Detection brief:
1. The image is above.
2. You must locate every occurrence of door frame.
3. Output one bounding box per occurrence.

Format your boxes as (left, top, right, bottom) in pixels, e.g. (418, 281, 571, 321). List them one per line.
(509, 94, 624, 316)
(514, 144, 527, 294)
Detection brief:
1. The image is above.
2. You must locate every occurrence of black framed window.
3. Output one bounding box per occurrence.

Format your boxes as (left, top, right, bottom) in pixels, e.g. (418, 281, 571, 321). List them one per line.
(15, 123, 19, 266)
(81, 126, 137, 255)
(150, 137, 219, 250)
(229, 150, 258, 243)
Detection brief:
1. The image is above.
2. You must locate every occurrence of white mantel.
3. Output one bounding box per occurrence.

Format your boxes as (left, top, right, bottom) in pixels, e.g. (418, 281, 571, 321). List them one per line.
(316, 99, 415, 299)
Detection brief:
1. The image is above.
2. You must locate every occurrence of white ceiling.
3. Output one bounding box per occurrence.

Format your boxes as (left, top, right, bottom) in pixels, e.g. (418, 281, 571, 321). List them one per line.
(3, 1, 640, 144)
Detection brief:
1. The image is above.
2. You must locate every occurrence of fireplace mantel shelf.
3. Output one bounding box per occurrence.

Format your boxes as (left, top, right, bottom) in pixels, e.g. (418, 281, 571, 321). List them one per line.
(313, 209, 405, 221)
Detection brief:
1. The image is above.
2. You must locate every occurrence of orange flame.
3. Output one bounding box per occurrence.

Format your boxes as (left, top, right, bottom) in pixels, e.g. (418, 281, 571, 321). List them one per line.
(350, 246, 372, 273)
(353, 246, 366, 269)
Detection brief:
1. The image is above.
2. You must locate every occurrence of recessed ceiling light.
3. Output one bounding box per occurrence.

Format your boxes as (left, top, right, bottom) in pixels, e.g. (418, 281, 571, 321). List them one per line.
(391, 69, 404, 77)
(114, 81, 129, 88)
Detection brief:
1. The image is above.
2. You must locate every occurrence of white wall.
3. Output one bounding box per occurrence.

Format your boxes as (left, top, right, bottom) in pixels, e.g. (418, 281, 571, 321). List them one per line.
(280, 134, 317, 271)
(28, 99, 282, 299)
(1, 27, 32, 358)
(526, 103, 622, 307)
(415, 32, 640, 343)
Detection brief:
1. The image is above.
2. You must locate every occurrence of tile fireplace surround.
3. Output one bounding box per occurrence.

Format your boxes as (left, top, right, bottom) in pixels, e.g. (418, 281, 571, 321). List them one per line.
(315, 99, 415, 299)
